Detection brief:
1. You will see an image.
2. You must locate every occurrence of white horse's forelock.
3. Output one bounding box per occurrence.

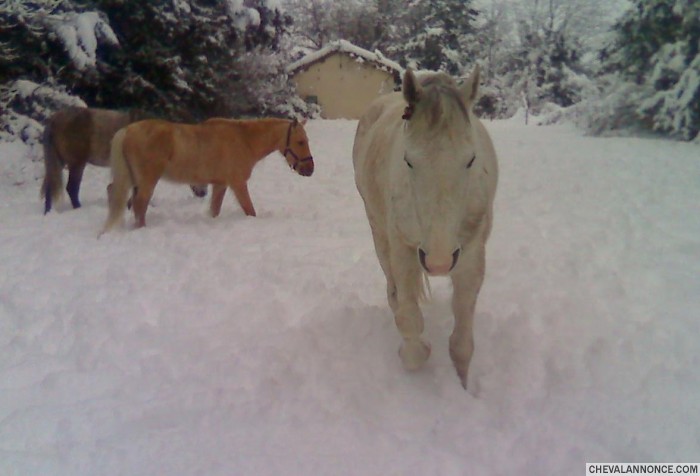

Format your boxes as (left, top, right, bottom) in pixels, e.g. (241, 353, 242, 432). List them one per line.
(404, 73, 470, 134)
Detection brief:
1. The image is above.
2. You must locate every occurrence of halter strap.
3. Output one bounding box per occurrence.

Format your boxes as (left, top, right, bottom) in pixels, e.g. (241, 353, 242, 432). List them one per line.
(283, 120, 313, 171)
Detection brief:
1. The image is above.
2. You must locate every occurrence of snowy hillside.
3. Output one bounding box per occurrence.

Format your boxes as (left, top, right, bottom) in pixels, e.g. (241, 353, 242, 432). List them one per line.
(1, 119, 699, 475)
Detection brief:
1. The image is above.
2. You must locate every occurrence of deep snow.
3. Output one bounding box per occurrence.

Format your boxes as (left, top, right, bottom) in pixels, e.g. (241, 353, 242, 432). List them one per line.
(1, 119, 699, 475)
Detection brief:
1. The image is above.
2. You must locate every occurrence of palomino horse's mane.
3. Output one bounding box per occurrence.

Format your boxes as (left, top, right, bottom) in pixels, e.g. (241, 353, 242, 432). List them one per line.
(411, 73, 470, 130)
(205, 117, 292, 126)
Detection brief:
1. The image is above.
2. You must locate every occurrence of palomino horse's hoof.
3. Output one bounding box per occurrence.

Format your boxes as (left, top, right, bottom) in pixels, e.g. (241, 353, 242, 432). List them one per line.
(399, 339, 431, 370)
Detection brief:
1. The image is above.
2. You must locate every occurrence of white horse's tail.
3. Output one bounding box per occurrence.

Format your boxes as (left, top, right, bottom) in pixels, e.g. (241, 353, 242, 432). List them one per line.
(100, 128, 132, 235)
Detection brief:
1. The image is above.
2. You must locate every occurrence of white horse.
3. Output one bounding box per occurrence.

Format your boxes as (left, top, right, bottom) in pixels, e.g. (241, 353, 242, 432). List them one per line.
(352, 66, 498, 389)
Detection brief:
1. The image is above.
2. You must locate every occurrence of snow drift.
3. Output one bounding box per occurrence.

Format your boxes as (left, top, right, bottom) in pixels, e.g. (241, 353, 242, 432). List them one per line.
(1, 119, 699, 475)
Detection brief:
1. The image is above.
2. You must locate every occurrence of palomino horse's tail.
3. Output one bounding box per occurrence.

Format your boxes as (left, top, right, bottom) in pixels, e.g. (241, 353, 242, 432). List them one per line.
(41, 120, 64, 214)
(100, 128, 133, 235)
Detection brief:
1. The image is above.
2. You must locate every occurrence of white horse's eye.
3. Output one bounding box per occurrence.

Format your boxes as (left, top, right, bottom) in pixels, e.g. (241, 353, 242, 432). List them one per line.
(466, 154, 476, 169)
(404, 156, 414, 169)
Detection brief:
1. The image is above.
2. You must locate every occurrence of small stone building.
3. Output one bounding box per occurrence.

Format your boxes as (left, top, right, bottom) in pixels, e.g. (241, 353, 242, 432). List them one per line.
(287, 40, 403, 119)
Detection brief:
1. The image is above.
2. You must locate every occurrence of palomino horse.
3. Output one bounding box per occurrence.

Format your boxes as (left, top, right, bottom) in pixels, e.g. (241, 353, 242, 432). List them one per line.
(352, 66, 498, 389)
(41, 107, 207, 214)
(100, 117, 314, 233)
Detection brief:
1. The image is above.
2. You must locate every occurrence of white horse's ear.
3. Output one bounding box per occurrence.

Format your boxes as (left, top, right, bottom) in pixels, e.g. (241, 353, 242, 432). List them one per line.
(460, 64, 480, 104)
(403, 68, 422, 105)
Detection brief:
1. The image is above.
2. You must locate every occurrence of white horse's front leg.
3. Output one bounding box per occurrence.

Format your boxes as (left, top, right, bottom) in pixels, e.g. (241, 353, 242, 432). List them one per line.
(391, 242, 430, 370)
(450, 243, 486, 389)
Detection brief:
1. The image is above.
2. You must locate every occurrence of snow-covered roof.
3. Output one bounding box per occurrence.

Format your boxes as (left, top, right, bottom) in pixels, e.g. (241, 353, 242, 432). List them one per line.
(287, 39, 403, 76)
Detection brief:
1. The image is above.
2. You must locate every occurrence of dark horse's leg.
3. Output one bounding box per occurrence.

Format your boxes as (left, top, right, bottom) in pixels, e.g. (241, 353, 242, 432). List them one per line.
(190, 184, 208, 198)
(66, 163, 86, 209)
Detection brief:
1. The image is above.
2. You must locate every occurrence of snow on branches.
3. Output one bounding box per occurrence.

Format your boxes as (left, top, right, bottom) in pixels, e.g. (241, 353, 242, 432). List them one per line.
(44, 11, 119, 70)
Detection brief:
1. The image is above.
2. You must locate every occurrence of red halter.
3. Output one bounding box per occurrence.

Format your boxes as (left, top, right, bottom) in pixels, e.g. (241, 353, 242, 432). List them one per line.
(283, 120, 313, 171)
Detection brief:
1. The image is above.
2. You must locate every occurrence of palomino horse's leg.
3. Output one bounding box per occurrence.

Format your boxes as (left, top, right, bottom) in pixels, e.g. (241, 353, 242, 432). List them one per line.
(390, 240, 430, 370)
(132, 182, 156, 228)
(231, 182, 256, 217)
(106, 182, 135, 215)
(449, 243, 486, 389)
(66, 163, 86, 208)
(209, 184, 227, 217)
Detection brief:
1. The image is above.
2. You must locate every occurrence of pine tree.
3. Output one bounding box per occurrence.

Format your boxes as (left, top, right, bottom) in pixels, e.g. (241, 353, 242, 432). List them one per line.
(372, 0, 403, 53)
(285, 0, 379, 52)
(0, 0, 118, 89)
(501, 1, 595, 117)
(601, 0, 700, 140)
(1, 0, 300, 146)
(390, 0, 480, 74)
(0, 1, 116, 142)
(90, 0, 292, 120)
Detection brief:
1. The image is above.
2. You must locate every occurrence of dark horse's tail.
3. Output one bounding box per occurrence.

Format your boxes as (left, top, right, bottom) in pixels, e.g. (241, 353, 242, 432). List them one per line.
(41, 120, 64, 214)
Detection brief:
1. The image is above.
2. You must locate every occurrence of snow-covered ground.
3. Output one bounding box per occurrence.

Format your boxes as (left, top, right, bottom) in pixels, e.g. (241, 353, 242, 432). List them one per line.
(1, 119, 699, 475)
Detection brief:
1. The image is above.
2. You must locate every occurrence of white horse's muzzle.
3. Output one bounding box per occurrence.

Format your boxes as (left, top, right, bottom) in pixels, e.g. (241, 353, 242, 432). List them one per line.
(418, 247, 461, 276)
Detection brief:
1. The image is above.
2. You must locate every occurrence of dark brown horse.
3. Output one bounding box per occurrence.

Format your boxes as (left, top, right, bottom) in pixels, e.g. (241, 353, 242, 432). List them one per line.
(41, 107, 207, 214)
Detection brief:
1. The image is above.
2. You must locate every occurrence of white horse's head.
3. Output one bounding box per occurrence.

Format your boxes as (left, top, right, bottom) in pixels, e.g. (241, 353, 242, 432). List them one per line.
(392, 66, 486, 276)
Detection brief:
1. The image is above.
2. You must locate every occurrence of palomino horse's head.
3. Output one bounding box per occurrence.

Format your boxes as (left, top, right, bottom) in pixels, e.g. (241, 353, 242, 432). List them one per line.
(282, 118, 314, 177)
(398, 66, 484, 276)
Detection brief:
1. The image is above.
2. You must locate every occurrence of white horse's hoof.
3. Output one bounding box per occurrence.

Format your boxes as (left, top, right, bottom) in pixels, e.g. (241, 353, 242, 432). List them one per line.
(399, 339, 431, 370)
(449, 349, 472, 389)
(454, 363, 469, 390)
